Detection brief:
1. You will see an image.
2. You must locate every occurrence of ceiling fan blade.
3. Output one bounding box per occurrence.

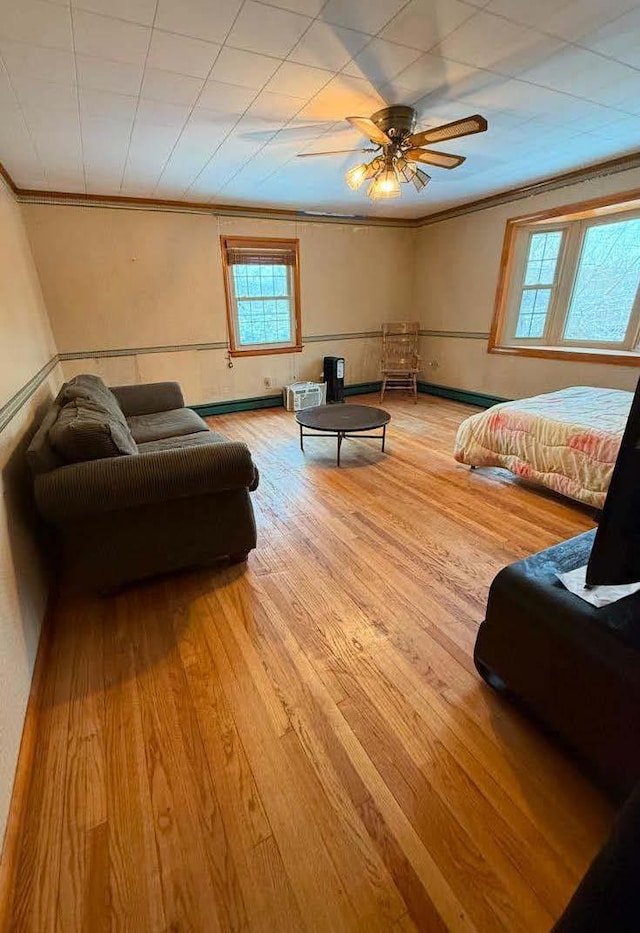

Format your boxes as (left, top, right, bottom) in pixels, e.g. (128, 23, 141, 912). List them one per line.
(345, 116, 391, 146)
(405, 147, 466, 169)
(297, 147, 377, 158)
(405, 114, 487, 148)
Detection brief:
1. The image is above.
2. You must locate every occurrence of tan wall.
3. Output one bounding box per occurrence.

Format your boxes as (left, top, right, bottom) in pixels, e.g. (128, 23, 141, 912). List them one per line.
(0, 180, 60, 848)
(414, 166, 640, 399)
(23, 206, 415, 403)
(23, 167, 640, 408)
(59, 337, 383, 406)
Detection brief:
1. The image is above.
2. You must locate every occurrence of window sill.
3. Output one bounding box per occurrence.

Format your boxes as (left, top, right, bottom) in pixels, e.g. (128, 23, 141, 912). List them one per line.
(488, 343, 640, 366)
(229, 344, 304, 358)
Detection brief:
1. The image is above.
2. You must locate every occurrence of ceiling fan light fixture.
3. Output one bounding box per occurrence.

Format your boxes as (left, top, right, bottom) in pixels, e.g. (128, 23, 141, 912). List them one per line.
(314, 106, 486, 201)
(395, 157, 417, 183)
(368, 167, 401, 200)
(412, 168, 431, 192)
(345, 162, 369, 191)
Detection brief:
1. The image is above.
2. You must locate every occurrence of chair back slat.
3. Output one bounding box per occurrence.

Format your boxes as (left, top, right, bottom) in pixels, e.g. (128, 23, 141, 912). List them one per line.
(381, 322, 420, 370)
(380, 322, 421, 404)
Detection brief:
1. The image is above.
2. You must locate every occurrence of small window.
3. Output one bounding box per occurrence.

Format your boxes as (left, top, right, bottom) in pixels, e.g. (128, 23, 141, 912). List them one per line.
(221, 236, 302, 357)
(490, 194, 640, 364)
(514, 230, 564, 338)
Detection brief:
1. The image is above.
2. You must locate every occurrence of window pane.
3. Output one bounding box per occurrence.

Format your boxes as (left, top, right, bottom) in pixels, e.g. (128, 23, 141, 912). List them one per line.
(273, 267, 288, 293)
(515, 288, 551, 337)
(260, 268, 276, 298)
(523, 231, 563, 285)
(563, 218, 640, 343)
(237, 298, 292, 345)
(247, 272, 263, 297)
(233, 263, 293, 345)
(232, 270, 249, 297)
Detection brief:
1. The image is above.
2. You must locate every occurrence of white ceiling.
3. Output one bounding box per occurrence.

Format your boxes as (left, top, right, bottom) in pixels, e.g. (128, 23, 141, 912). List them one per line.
(0, 0, 639, 218)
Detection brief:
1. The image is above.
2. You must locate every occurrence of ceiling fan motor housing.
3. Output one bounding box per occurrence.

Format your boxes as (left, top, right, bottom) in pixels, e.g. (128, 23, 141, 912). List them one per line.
(371, 106, 417, 140)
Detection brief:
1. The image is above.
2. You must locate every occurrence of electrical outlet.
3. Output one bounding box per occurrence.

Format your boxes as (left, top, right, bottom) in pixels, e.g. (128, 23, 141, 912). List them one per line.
(428, 360, 440, 369)
(264, 377, 272, 388)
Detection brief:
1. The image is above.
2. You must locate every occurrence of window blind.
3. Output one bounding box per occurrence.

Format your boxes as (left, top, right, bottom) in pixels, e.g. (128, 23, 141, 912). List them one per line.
(225, 245, 296, 266)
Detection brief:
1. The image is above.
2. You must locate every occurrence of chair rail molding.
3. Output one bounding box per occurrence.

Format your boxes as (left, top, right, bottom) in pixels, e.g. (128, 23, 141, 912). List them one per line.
(0, 356, 59, 434)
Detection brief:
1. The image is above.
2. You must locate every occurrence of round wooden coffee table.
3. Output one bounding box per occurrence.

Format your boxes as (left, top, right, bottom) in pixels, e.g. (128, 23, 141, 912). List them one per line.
(295, 404, 391, 467)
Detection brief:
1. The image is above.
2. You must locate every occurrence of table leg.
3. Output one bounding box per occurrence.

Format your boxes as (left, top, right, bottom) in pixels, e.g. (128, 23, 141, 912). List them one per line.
(382, 424, 386, 453)
(337, 431, 343, 467)
(300, 423, 304, 452)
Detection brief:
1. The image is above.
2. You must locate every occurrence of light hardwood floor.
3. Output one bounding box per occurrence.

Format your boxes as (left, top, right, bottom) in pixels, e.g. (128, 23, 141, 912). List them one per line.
(5, 395, 613, 932)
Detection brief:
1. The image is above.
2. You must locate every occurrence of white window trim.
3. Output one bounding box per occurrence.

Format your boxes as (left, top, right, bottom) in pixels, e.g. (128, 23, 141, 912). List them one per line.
(227, 263, 297, 352)
(502, 208, 640, 354)
(503, 224, 568, 347)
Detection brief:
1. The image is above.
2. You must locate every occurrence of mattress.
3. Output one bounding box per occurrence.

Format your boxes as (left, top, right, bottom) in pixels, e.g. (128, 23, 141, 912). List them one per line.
(454, 386, 633, 508)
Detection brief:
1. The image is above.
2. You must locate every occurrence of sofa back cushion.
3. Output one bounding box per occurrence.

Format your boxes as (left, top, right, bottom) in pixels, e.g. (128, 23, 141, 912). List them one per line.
(51, 374, 138, 463)
(57, 374, 123, 420)
(49, 399, 138, 463)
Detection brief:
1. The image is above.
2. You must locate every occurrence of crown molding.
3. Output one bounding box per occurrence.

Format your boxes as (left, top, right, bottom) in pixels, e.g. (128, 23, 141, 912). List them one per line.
(13, 184, 417, 228)
(0, 162, 18, 195)
(416, 149, 640, 226)
(2, 147, 640, 228)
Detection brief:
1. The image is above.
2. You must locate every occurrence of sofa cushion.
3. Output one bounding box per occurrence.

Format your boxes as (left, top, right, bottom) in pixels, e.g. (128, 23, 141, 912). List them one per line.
(137, 430, 228, 454)
(49, 400, 138, 463)
(57, 374, 123, 420)
(126, 408, 208, 444)
(56, 374, 137, 451)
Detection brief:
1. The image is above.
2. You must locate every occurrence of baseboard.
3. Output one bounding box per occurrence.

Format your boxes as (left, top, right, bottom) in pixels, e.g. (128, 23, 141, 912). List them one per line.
(344, 381, 382, 396)
(191, 381, 505, 415)
(0, 592, 56, 926)
(418, 381, 507, 409)
(191, 382, 382, 416)
(192, 393, 283, 416)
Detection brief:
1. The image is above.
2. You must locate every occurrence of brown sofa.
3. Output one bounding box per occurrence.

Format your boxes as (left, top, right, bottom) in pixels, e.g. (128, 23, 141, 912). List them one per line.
(28, 375, 259, 591)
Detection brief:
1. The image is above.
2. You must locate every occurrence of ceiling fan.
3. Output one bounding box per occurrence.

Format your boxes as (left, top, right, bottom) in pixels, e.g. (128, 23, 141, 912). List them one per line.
(297, 105, 488, 200)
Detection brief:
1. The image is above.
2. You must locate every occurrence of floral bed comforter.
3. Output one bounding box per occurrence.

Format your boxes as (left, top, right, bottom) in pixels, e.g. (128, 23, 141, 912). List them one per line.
(454, 386, 633, 508)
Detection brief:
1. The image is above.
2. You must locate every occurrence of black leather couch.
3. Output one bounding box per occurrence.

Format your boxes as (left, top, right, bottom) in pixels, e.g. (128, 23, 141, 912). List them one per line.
(475, 529, 640, 802)
(553, 781, 640, 931)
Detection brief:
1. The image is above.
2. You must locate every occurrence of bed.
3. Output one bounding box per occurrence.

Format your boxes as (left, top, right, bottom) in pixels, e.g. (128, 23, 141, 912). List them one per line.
(454, 386, 633, 509)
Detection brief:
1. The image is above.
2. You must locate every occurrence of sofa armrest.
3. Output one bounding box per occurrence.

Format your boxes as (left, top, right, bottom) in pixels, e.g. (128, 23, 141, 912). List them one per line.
(110, 382, 184, 416)
(35, 442, 258, 520)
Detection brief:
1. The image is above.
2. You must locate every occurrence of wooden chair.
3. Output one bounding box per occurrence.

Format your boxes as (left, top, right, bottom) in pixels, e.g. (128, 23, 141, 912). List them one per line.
(380, 322, 421, 403)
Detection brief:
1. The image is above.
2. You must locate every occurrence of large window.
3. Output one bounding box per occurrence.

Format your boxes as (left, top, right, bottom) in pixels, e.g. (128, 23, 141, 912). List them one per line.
(221, 236, 302, 357)
(490, 193, 640, 364)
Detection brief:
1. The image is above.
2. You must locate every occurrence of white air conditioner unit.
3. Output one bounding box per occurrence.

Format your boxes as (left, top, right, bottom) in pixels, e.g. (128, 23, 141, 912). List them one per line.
(283, 381, 327, 412)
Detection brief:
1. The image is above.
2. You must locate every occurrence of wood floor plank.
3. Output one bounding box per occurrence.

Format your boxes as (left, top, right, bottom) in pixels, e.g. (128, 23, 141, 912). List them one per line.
(4, 395, 614, 931)
(208, 578, 417, 931)
(83, 821, 109, 933)
(198, 593, 365, 932)
(173, 577, 305, 932)
(131, 584, 246, 932)
(257, 602, 479, 933)
(173, 580, 273, 851)
(10, 607, 76, 932)
(338, 680, 554, 932)
(101, 590, 166, 932)
(222, 585, 411, 930)
(57, 595, 107, 932)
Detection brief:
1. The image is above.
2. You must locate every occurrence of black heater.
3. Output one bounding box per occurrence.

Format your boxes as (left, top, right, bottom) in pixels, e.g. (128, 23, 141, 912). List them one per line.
(323, 356, 345, 403)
